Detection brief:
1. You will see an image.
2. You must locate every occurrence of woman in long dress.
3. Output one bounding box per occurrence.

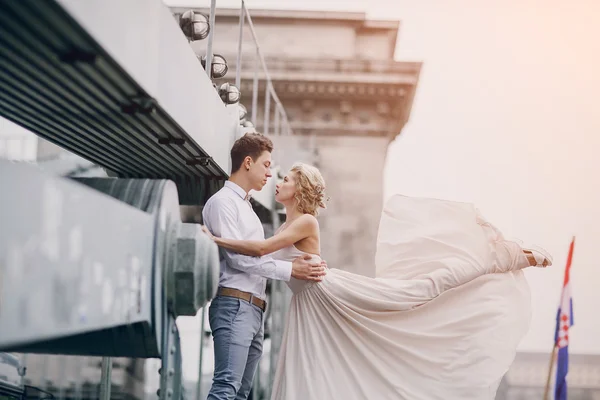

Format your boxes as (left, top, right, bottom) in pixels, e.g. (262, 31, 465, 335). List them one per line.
(202, 163, 552, 400)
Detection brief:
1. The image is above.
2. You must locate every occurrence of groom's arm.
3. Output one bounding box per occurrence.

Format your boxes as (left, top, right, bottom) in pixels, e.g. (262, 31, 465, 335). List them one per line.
(203, 197, 293, 281)
(212, 215, 317, 257)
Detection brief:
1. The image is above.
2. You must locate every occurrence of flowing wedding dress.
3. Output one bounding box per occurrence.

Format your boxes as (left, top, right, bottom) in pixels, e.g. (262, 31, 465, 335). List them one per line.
(269, 195, 532, 400)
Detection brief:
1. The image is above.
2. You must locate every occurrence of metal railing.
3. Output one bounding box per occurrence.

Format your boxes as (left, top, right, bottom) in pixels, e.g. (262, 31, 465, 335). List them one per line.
(200, 0, 293, 137)
(239, 1, 292, 136)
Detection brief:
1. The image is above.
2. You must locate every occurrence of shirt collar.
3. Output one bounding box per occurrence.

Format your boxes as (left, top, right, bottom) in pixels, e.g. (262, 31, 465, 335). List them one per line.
(224, 181, 252, 201)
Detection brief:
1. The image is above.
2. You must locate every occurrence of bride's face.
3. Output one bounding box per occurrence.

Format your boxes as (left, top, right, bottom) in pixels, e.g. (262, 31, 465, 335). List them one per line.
(275, 172, 297, 204)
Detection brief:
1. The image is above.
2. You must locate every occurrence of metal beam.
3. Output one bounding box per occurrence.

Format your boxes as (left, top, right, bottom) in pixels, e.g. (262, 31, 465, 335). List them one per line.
(0, 161, 219, 357)
(0, 0, 244, 204)
(0, 161, 156, 356)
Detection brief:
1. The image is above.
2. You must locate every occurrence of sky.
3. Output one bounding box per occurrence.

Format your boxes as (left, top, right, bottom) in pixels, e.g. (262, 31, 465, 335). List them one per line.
(165, 0, 600, 360)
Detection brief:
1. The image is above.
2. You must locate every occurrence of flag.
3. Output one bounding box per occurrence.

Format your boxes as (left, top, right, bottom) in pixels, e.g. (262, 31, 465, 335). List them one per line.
(554, 237, 575, 400)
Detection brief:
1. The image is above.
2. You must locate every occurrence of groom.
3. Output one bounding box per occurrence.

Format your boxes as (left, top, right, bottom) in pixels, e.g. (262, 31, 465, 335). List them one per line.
(202, 133, 327, 400)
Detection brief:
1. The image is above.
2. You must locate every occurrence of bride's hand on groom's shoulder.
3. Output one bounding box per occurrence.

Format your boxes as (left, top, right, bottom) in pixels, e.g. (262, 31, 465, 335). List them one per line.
(291, 254, 327, 282)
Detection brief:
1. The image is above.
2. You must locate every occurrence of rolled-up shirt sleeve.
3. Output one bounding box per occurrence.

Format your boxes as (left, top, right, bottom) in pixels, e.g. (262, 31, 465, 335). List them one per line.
(204, 197, 292, 281)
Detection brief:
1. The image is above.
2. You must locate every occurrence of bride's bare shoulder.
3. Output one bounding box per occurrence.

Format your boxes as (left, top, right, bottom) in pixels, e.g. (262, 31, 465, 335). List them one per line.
(280, 214, 319, 236)
(297, 213, 319, 229)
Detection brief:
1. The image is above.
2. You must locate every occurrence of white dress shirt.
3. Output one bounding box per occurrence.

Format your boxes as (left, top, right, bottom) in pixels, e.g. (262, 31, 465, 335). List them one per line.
(202, 181, 293, 299)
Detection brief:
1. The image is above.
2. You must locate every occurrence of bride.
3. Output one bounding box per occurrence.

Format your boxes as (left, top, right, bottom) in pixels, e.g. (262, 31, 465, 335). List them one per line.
(202, 162, 552, 400)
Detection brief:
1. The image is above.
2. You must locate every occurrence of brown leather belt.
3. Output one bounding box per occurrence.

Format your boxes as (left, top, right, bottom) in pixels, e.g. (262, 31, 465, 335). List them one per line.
(217, 287, 266, 312)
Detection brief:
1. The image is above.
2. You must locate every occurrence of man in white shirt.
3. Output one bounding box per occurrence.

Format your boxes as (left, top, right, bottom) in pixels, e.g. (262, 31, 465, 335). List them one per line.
(203, 133, 326, 400)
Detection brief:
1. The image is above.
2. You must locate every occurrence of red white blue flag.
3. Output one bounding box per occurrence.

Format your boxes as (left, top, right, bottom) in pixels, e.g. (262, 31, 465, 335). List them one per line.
(554, 237, 575, 400)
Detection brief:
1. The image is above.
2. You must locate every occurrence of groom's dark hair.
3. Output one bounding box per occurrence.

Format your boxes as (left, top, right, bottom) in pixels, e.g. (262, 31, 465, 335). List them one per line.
(230, 132, 274, 174)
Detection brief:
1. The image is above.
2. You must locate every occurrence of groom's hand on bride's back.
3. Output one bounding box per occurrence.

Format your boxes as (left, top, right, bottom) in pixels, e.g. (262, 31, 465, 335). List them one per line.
(291, 254, 327, 282)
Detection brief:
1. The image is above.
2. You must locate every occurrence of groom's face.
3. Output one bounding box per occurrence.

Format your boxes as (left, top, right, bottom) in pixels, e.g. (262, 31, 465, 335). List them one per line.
(247, 150, 273, 191)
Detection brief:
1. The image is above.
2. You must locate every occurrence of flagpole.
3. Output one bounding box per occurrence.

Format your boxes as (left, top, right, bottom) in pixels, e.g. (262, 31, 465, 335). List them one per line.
(542, 343, 557, 400)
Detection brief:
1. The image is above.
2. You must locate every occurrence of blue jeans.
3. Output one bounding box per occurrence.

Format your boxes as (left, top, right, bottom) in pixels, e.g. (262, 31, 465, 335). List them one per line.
(207, 295, 264, 400)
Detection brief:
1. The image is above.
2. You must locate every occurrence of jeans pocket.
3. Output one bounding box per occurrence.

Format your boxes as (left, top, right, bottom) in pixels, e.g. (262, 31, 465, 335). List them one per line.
(230, 301, 262, 346)
(209, 296, 242, 332)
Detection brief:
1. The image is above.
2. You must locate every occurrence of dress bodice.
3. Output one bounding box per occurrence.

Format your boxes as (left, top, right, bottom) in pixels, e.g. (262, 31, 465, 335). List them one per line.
(271, 245, 322, 294)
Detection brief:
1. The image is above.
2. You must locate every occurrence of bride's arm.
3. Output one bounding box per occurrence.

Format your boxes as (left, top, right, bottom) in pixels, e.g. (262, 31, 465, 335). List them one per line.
(203, 214, 317, 257)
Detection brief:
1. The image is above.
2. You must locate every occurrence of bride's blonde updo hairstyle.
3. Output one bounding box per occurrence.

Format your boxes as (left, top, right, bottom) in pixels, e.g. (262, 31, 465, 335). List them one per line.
(290, 162, 328, 216)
